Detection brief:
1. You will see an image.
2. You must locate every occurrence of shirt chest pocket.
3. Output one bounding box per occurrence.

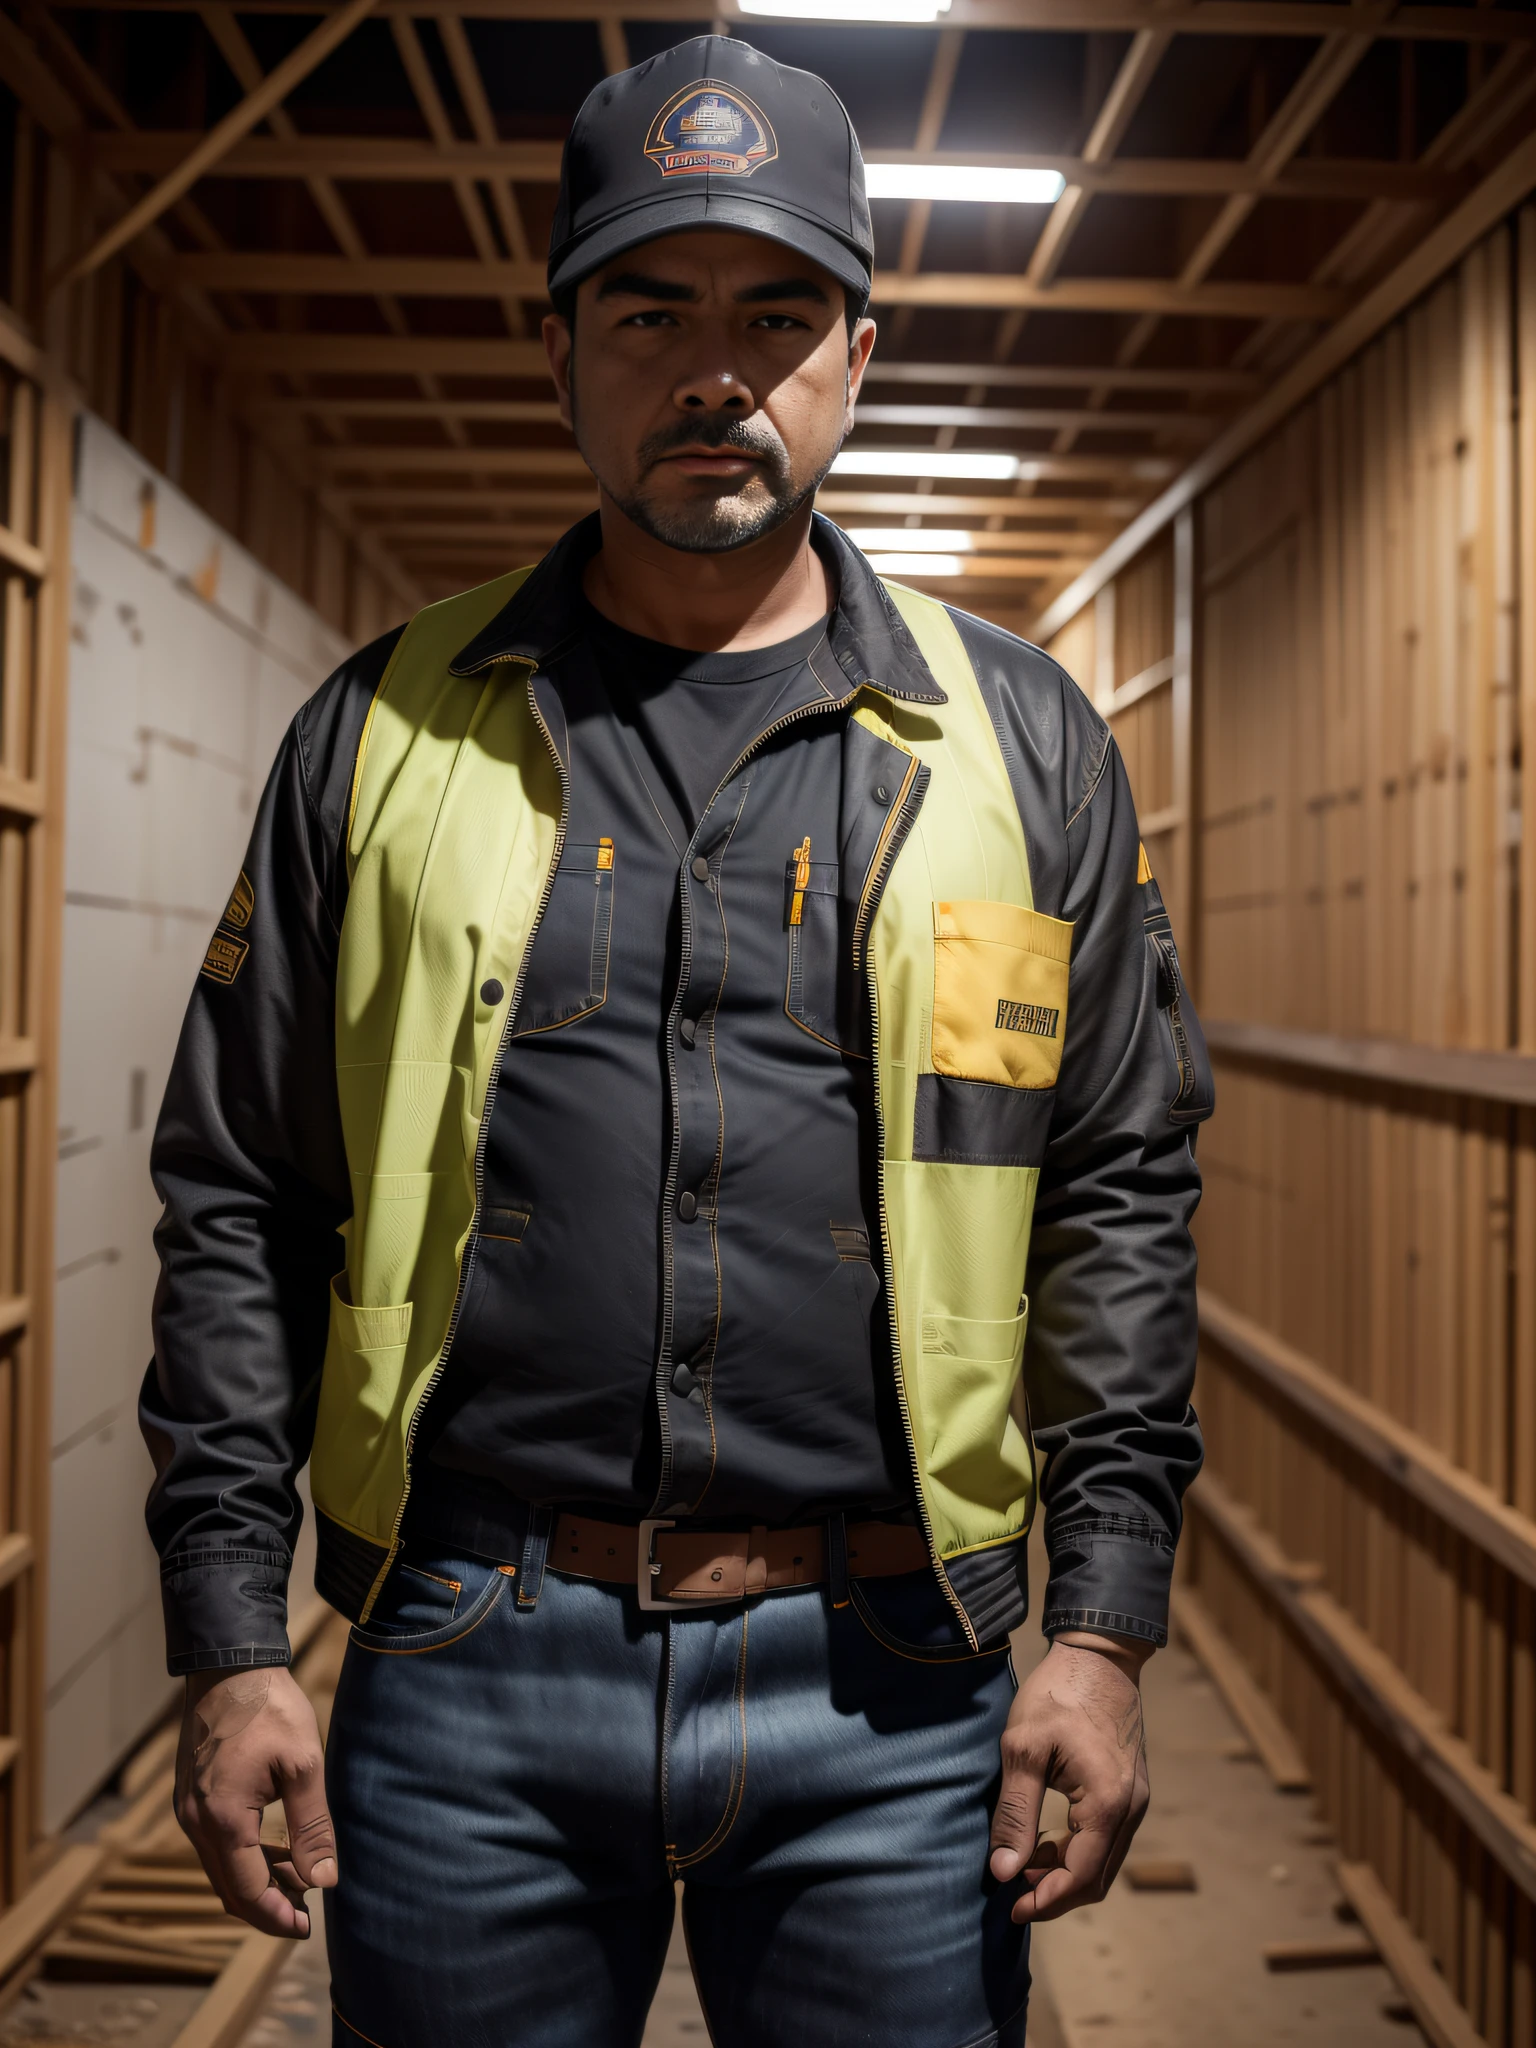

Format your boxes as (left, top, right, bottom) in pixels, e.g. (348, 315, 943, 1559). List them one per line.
(930, 900, 1073, 1089)
(513, 840, 614, 1036)
(784, 850, 860, 1054)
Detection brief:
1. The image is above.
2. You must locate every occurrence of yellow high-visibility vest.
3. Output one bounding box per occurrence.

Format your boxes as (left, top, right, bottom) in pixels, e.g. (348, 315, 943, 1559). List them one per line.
(313, 567, 1072, 1642)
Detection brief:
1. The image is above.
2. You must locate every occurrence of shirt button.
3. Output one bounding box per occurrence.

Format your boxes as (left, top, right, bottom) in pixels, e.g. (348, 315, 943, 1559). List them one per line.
(690, 854, 711, 883)
(480, 978, 504, 1005)
(679, 1016, 697, 1046)
(678, 1190, 698, 1222)
(874, 785, 891, 807)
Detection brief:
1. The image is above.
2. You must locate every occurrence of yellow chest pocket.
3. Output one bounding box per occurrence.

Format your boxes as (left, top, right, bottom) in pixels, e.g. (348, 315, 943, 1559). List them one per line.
(931, 900, 1073, 1090)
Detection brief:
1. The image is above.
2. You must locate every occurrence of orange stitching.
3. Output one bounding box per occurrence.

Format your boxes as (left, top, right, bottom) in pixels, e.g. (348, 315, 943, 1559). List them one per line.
(331, 2001, 391, 2048)
(350, 1573, 508, 1657)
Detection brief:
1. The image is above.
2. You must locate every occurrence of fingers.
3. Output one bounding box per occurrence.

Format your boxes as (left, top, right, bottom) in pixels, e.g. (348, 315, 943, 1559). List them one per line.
(190, 1797, 313, 1939)
(1012, 1770, 1149, 1924)
(988, 1741, 1047, 1885)
(282, 1767, 339, 1891)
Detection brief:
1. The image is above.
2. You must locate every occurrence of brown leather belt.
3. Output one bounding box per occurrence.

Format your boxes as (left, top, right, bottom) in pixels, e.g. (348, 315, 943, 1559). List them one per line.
(549, 1511, 929, 1610)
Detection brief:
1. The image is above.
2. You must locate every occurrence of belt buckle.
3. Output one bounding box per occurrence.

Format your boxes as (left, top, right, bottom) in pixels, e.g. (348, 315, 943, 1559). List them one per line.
(636, 1518, 743, 1610)
(636, 1518, 677, 1610)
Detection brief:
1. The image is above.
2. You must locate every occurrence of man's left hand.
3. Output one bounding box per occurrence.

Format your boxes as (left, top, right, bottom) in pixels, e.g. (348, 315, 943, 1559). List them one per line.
(988, 1633, 1151, 1923)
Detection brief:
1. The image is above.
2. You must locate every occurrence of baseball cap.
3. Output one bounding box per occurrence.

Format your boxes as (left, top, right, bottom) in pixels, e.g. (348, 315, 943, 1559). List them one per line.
(548, 36, 874, 314)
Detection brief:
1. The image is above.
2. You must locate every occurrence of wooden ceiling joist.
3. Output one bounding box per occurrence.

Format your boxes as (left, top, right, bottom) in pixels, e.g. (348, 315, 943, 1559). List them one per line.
(83, 134, 1470, 209)
(56, 0, 1536, 40)
(175, 253, 1350, 322)
(311, 445, 1176, 481)
(254, 396, 1219, 438)
(17, 0, 1532, 627)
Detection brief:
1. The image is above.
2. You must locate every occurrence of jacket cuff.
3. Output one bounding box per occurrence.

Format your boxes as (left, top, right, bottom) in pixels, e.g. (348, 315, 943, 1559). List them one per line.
(159, 1544, 293, 1676)
(1040, 1514, 1175, 1648)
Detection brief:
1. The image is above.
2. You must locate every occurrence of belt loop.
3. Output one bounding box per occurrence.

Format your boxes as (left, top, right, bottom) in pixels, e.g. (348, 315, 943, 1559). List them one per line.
(516, 1505, 552, 1610)
(827, 1514, 850, 1610)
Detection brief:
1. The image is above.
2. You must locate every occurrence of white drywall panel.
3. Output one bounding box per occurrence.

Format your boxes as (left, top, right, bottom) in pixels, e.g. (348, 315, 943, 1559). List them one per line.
(46, 417, 348, 1830)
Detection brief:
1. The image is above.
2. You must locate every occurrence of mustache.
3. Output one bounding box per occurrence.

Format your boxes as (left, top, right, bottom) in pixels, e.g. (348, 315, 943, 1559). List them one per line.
(636, 413, 788, 472)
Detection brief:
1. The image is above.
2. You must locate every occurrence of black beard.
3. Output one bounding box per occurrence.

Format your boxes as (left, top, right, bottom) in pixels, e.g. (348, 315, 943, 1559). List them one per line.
(583, 412, 835, 555)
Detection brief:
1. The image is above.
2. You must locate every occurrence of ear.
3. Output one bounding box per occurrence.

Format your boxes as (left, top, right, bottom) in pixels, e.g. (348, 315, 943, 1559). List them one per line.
(845, 316, 877, 432)
(543, 312, 575, 431)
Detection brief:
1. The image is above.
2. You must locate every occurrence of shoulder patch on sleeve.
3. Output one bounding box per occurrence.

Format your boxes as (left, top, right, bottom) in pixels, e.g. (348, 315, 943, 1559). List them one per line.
(200, 930, 249, 985)
(222, 869, 255, 930)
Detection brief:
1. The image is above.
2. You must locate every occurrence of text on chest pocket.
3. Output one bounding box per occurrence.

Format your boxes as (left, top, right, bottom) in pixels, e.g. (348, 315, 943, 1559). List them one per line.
(513, 839, 614, 1036)
(930, 899, 1073, 1089)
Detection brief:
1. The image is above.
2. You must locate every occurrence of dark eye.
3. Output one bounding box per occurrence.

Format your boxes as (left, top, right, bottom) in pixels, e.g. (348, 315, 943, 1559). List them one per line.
(751, 312, 809, 331)
(622, 308, 680, 327)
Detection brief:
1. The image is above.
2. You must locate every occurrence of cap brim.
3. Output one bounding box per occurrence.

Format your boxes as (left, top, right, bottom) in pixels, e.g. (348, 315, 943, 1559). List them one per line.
(548, 192, 871, 309)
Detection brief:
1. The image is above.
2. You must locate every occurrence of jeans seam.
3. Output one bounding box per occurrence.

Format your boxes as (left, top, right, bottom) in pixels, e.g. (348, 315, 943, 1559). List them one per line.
(669, 1609, 751, 1873)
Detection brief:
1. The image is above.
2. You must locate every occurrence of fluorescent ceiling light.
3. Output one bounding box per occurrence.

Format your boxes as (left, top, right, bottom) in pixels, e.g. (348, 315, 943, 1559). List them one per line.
(831, 450, 1021, 480)
(848, 527, 975, 551)
(738, 0, 949, 18)
(865, 164, 1066, 205)
(866, 553, 964, 577)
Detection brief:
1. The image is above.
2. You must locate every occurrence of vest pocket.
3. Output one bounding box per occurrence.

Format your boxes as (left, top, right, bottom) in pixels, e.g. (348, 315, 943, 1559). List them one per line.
(314, 1276, 415, 1513)
(512, 841, 614, 1036)
(931, 900, 1072, 1090)
(917, 1308, 1034, 1509)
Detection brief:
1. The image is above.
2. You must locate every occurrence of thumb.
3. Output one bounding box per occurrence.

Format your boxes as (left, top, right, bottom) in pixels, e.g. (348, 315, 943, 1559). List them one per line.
(281, 1763, 338, 1890)
(989, 1743, 1046, 1883)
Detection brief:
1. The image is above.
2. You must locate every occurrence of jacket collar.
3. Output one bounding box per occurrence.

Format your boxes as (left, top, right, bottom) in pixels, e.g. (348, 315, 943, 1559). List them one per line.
(448, 510, 947, 707)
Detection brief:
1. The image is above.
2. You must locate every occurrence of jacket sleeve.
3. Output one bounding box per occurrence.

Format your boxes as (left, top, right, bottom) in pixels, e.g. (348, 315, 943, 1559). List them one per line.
(140, 629, 400, 1674)
(1026, 721, 1212, 1647)
(949, 610, 1212, 1649)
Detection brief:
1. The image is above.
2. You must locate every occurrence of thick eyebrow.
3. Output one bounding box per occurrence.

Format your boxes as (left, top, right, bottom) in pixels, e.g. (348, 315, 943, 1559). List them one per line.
(595, 271, 697, 303)
(592, 271, 831, 308)
(736, 277, 830, 306)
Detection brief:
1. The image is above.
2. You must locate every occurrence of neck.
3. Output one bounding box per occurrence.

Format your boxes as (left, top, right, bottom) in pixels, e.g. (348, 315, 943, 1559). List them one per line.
(583, 493, 831, 652)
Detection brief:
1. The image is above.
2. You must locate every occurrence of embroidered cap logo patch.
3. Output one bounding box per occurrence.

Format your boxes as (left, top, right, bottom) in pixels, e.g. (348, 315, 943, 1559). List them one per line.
(644, 82, 778, 180)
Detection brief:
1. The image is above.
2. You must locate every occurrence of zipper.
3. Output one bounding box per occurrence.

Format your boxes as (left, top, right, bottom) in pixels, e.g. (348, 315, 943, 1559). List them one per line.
(360, 657, 566, 1619)
(854, 754, 979, 1647)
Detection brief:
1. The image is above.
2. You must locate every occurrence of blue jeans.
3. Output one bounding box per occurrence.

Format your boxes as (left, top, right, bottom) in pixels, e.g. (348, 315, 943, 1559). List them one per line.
(324, 1531, 1030, 2047)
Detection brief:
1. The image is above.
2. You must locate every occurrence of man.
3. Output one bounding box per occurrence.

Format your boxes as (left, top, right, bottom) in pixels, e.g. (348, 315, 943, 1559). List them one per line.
(143, 36, 1211, 2048)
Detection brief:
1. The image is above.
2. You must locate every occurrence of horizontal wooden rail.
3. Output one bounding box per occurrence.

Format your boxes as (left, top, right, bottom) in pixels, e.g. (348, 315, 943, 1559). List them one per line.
(0, 526, 45, 582)
(0, 772, 44, 819)
(0, 1534, 35, 1592)
(0, 1299, 27, 1341)
(1107, 655, 1175, 715)
(1336, 1863, 1486, 2048)
(1203, 1017, 1536, 1108)
(1191, 1471, 1536, 1904)
(1198, 1292, 1536, 1590)
(0, 1040, 36, 1078)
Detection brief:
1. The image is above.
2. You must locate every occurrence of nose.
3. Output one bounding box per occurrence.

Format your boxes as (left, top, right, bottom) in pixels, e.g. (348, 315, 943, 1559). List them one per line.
(672, 367, 753, 414)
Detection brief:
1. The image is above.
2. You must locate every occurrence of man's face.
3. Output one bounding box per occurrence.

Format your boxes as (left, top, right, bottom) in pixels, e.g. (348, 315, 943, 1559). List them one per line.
(544, 229, 875, 554)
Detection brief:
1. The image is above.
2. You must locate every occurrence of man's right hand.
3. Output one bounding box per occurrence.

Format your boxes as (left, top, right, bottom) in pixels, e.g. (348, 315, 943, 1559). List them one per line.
(174, 1666, 337, 1938)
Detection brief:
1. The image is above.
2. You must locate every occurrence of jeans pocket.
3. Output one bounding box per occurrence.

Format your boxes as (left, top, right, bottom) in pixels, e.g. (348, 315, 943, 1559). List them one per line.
(849, 1568, 998, 1663)
(350, 1548, 510, 1655)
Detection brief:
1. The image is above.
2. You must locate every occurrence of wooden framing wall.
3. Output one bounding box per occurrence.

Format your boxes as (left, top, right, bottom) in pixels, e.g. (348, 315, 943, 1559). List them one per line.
(1049, 212, 1536, 2048)
(0, 64, 412, 650)
(0, 308, 74, 1900)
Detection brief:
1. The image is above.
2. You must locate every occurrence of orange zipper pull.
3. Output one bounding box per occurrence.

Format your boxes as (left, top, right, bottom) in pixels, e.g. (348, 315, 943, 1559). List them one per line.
(790, 837, 811, 926)
(596, 836, 614, 871)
